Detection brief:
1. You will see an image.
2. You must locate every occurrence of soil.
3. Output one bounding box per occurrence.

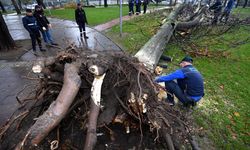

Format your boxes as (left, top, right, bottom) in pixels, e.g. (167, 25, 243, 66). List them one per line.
(0, 39, 32, 61)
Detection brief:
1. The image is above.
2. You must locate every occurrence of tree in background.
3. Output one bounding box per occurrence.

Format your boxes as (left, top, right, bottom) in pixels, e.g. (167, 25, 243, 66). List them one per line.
(0, 1, 6, 13)
(17, 0, 23, 10)
(11, 0, 21, 14)
(36, 0, 46, 9)
(0, 11, 15, 51)
(104, 0, 108, 7)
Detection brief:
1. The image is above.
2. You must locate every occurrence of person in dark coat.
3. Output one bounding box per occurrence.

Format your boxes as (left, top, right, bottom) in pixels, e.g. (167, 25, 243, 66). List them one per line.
(135, 0, 141, 15)
(220, 0, 236, 22)
(155, 56, 204, 107)
(75, 3, 88, 39)
(22, 9, 46, 52)
(128, 0, 134, 16)
(209, 0, 222, 25)
(142, 0, 149, 14)
(33, 5, 58, 46)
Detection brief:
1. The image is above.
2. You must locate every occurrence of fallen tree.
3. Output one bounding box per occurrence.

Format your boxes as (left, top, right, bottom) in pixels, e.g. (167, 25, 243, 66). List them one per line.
(0, 4, 214, 150)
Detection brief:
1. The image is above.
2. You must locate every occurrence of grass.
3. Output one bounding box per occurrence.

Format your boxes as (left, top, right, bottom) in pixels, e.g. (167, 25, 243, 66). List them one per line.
(105, 9, 170, 54)
(105, 8, 250, 149)
(44, 4, 167, 26)
(44, 6, 129, 26)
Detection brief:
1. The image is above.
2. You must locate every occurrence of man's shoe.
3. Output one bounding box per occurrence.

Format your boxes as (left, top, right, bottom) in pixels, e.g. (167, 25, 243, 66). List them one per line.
(40, 48, 46, 51)
(51, 43, 59, 46)
(84, 36, 89, 39)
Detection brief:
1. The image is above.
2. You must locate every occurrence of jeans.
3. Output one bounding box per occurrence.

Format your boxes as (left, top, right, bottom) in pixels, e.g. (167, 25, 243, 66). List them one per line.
(41, 29, 53, 44)
(165, 80, 197, 105)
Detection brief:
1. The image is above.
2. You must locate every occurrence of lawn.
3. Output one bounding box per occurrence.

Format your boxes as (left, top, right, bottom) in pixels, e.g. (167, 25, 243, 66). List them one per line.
(44, 4, 167, 26)
(44, 6, 129, 26)
(105, 7, 250, 149)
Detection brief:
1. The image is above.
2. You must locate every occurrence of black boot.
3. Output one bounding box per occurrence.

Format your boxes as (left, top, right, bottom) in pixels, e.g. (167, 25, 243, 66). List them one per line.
(84, 32, 89, 39)
(80, 32, 83, 38)
(39, 46, 46, 51)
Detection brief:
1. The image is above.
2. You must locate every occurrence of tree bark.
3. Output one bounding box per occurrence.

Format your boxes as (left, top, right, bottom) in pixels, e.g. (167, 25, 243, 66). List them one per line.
(0, 1, 6, 13)
(19, 63, 81, 147)
(17, 0, 23, 10)
(135, 4, 185, 70)
(36, 0, 46, 9)
(11, 0, 21, 14)
(84, 72, 106, 150)
(104, 0, 108, 7)
(0, 12, 15, 51)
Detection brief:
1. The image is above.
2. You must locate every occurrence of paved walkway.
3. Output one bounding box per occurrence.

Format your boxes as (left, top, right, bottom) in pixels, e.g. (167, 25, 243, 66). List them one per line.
(0, 14, 122, 126)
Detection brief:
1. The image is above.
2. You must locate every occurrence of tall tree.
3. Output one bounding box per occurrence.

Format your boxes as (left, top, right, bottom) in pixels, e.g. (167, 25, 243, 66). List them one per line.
(104, 0, 108, 7)
(36, 0, 46, 9)
(0, 1, 6, 13)
(243, 0, 248, 7)
(17, 0, 23, 10)
(11, 0, 21, 14)
(0, 12, 15, 51)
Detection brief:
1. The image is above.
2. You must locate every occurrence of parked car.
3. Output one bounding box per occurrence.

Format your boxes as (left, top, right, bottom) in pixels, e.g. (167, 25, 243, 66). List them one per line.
(26, 4, 37, 10)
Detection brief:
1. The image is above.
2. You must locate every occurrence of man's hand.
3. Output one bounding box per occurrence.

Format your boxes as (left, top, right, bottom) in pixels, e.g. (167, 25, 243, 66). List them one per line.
(48, 24, 52, 28)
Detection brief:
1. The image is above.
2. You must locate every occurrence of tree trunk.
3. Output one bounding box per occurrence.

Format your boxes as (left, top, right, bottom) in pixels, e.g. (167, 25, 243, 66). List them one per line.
(0, 1, 6, 13)
(104, 0, 108, 7)
(11, 0, 21, 14)
(19, 63, 81, 147)
(0, 12, 15, 51)
(170, 0, 173, 6)
(36, 0, 46, 9)
(84, 73, 106, 150)
(17, 0, 23, 10)
(135, 4, 185, 70)
(243, 0, 248, 7)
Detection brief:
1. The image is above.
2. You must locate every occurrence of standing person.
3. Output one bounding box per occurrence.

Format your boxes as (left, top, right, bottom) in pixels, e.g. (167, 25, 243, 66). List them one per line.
(220, 0, 236, 23)
(135, 0, 141, 15)
(209, 0, 222, 25)
(128, 0, 134, 16)
(22, 9, 46, 53)
(155, 56, 204, 107)
(142, 0, 149, 14)
(33, 5, 58, 46)
(75, 3, 88, 39)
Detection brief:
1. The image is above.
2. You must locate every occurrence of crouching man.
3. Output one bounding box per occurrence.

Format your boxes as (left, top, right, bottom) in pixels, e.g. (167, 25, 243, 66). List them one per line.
(155, 56, 204, 107)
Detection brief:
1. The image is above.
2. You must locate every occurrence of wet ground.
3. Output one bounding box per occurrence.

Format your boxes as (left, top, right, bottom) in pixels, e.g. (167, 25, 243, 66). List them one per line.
(0, 14, 122, 126)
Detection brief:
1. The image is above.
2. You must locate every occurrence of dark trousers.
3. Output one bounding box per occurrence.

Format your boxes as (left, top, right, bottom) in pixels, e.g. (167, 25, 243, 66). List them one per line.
(143, 4, 147, 14)
(78, 22, 86, 36)
(30, 30, 42, 51)
(129, 3, 134, 15)
(136, 3, 141, 14)
(165, 80, 196, 105)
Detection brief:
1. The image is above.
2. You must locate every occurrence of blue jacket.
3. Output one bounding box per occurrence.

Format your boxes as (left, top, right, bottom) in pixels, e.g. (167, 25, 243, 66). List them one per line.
(22, 15, 39, 33)
(155, 65, 204, 101)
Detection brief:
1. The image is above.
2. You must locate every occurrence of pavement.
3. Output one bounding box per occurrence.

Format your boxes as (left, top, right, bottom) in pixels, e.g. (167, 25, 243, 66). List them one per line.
(0, 14, 122, 126)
